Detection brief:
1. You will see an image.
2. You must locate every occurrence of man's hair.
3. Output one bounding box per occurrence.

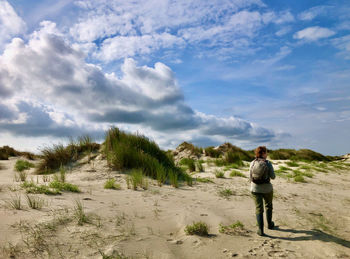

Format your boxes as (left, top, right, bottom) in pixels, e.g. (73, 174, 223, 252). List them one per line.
(254, 146, 267, 158)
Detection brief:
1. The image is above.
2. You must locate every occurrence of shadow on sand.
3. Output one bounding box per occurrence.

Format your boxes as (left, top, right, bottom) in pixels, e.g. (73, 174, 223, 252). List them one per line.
(266, 226, 350, 248)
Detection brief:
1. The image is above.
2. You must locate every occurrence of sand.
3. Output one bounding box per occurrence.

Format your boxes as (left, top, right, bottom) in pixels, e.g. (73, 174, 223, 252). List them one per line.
(0, 155, 350, 258)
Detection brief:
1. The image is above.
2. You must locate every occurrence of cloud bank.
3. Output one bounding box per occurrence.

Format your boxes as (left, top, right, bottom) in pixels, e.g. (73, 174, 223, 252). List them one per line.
(0, 21, 278, 148)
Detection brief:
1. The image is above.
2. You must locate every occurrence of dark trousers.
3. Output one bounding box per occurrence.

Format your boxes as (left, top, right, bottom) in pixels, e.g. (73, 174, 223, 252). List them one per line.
(251, 191, 273, 215)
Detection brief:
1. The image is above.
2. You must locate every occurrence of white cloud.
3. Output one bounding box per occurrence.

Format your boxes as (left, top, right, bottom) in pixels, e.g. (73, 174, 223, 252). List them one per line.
(332, 34, 350, 59)
(298, 6, 328, 21)
(68, 0, 293, 62)
(0, 0, 26, 47)
(97, 33, 184, 62)
(293, 26, 336, 41)
(0, 22, 277, 146)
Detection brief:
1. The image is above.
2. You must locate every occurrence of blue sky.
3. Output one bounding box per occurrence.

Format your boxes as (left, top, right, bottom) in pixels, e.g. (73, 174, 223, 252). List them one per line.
(0, 0, 350, 155)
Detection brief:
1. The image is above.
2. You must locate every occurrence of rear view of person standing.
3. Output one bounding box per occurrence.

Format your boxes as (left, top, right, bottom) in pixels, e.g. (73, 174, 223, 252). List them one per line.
(250, 146, 275, 236)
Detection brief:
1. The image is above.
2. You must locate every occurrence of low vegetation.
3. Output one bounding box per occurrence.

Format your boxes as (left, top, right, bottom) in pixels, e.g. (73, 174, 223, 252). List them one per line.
(230, 170, 246, 178)
(0, 145, 36, 160)
(218, 188, 234, 198)
(126, 169, 149, 190)
(219, 221, 249, 236)
(215, 170, 225, 178)
(185, 221, 209, 236)
(14, 159, 35, 172)
(73, 200, 90, 225)
(49, 180, 80, 192)
(104, 127, 192, 187)
(6, 194, 22, 210)
(104, 178, 121, 190)
(195, 177, 214, 183)
(36, 135, 100, 174)
(269, 148, 338, 161)
(179, 158, 196, 172)
(25, 194, 45, 210)
(21, 181, 61, 195)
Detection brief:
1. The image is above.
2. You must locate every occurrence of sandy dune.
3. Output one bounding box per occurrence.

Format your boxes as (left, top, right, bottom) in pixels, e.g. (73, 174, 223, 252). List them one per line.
(1, 155, 350, 258)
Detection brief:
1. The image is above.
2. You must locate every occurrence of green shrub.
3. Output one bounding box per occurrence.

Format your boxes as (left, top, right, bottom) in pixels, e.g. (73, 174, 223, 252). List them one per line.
(230, 170, 246, 178)
(104, 178, 121, 190)
(269, 148, 334, 161)
(21, 181, 61, 195)
(49, 180, 80, 192)
(215, 170, 225, 178)
(14, 160, 35, 172)
(185, 222, 209, 236)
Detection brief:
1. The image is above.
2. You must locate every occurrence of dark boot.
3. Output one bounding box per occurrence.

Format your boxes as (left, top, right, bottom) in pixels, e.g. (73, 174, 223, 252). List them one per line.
(266, 210, 275, 229)
(256, 213, 265, 236)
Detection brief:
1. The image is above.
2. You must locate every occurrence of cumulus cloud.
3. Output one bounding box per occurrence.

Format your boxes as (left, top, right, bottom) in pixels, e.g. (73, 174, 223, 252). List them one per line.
(0, 22, 278, 146)
(293, 26, 336, 41)
(0, 1, 26, 47)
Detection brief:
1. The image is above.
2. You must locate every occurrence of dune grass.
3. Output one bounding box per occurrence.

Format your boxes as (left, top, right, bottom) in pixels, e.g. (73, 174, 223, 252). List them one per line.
(104, 178, 121, 190)
(215, 170, 225, 178)
(14, 159, 35, 172)
(36, 135, 100, 174)
(73, 200, 90, 225)
(195, 177, 214, 183)
(179, 158, 196, 172)
(230, 170, 246, 178)
(104, 127, 192, 187)
(49, 180, 80, 192)
(126, 169, 149, 190)
(285, 161, 300, 167)
(218, 188, 234, 198)
(0, 145, 36, 160)
(185, 222, 209, 236)
(21, 181, 62, 195)
(25, 194, 45, 209)
(7, 194, 22, 210)
(204, 146, 221, 158)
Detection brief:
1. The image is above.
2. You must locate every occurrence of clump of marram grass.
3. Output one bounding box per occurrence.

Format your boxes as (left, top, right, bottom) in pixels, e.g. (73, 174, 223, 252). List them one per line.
(230, 170, 246, 178)
(218, 188, 234, 199)
(105, 127, 191, 187)
(219, 221, 249, 236)
(204, 147, 221, 158)
(21, 181, 61, 195)
(6, 194, 22, 210)
(104, 178, 121, 190)
(185, 221, 209, 236)
(36, 136, 100, 174)
(195, 178, 214, 183)
(126, 169, 149, 190)
(215, 170, 225, 178)
(49, 180, 80, 192)
(179, 158, 196, 172)
(15, 171, 28, 182)
(14, 159, 35, 172)
(25, 194, 45, 209)
(196, 160, 204, 172)
(73, 200, 90, 225)
(285, 161, 299, 167)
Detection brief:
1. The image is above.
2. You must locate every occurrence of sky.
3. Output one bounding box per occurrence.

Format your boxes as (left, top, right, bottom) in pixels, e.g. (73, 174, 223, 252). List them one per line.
(0, 0, 350, 155)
